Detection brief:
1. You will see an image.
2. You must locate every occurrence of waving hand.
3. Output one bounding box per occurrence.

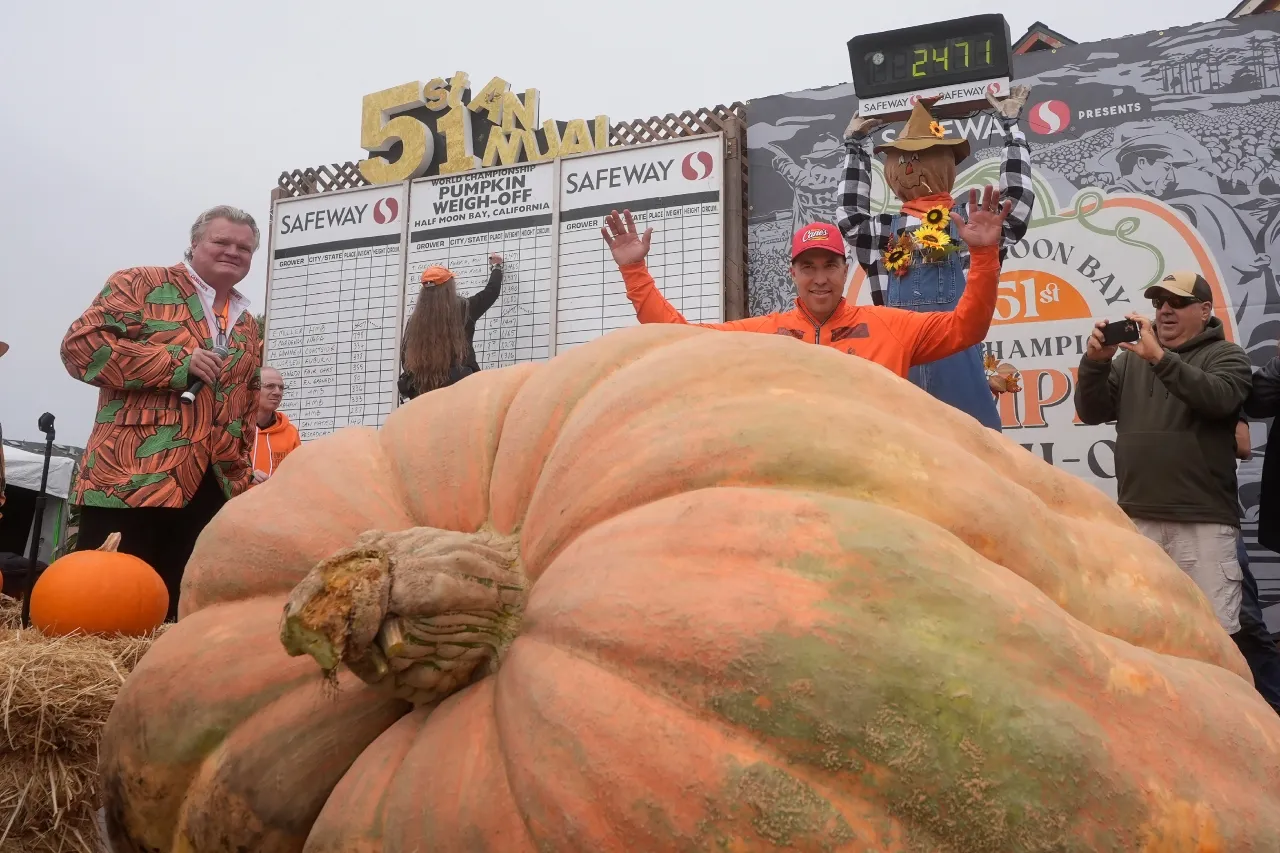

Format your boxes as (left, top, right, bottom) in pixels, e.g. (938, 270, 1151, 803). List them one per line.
(955, 185, 1013, 249)
(601, 210, 653, 267)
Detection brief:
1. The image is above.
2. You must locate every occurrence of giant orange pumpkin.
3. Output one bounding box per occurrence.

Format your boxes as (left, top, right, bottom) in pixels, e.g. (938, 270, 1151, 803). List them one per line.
(99, 324, 1280, 852)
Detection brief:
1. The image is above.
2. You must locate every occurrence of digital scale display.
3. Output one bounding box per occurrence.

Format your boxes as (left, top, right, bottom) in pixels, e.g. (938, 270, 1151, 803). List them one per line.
(864, 34, 1000, 87)
(848, 14, 1014, 119)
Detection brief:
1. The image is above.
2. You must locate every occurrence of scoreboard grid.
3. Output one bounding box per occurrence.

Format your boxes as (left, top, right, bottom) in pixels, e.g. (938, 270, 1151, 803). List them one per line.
(263, 134, 725, 442)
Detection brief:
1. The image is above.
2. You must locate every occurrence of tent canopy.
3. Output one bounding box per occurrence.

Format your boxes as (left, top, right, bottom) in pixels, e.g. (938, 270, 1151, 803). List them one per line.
(3, 444, 74, 501)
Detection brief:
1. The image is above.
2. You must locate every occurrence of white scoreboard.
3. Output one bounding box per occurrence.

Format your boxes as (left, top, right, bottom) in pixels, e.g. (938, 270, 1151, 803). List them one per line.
(556, 137, 724, 350)
(264, 135, 726, 441)
(405, 163, 556, 369)
(264, 184, 406, 441)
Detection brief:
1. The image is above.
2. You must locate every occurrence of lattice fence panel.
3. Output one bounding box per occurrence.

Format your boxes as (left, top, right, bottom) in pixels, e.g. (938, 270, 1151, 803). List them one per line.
(609, 103, 746, 147)
(277, 162, 369, 198)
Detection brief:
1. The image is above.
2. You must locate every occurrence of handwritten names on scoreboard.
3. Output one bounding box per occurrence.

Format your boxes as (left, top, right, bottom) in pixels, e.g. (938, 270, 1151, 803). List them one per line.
(264, 136, 726, 440)
(405, 163, 554, 369)
(264, 185, 406, 440)
(556, 136, 724, 350)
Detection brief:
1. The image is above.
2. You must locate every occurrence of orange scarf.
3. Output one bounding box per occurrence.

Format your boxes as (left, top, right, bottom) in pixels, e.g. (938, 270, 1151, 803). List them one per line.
(900, 192, 955, 221)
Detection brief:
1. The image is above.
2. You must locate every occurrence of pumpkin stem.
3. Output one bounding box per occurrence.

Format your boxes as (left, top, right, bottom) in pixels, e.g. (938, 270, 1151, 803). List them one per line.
(99, 532, 122, 553)
(279, 527, 524, 706)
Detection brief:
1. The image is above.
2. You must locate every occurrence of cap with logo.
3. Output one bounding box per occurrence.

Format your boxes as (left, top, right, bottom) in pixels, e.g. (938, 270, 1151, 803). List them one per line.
(1144, 271, 1212, 304)
(790, 224, 847, 261)
(420, 266, 455, 287)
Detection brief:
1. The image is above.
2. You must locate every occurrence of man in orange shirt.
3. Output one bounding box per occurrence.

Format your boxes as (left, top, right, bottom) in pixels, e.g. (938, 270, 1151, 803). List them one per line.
(601, 185, 1011, 380)
(250, 366, 301, 485)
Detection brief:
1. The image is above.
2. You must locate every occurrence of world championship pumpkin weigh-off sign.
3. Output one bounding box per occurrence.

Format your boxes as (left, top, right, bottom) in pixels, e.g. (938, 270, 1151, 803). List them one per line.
(261, 72, 727, 443)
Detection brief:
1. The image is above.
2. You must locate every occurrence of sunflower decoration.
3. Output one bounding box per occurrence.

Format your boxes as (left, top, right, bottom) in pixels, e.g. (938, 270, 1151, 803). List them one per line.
(884, 231, 914, 276)
(913, 226, 952, 259)
(922, 204, 951, 230)
(928, 121, 946, 139)
(885, 245, 912, 276)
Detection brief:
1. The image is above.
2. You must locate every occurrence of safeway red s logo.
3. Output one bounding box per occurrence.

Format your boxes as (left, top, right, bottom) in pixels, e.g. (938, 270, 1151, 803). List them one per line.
(1028, 101, 1070, 136)
(682, 151, 715, 181)
(372, 197, 399, 224)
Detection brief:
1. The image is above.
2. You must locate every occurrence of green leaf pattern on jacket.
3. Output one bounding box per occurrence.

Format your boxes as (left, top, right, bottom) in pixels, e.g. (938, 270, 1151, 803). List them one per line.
(96, 400, 125, 424)
(83, 344, 113, 383)
(117, 472, 171, 492)
(186, 293, 205, 322)
(136, 424, 191, 458)
(171, 354, 191, 390)
(143, 319, 184, 335)
(81, 490, 130, 509)
(145, 282, 186, 305)
(102, 313, 129, 335)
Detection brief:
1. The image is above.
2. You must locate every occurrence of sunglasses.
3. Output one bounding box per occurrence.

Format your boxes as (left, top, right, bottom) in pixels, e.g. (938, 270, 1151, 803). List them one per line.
(1151, 294, 1201, 310)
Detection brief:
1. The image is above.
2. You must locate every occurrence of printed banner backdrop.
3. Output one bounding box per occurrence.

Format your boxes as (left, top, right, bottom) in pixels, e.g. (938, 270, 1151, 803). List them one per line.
(746, 13, 1280, 629)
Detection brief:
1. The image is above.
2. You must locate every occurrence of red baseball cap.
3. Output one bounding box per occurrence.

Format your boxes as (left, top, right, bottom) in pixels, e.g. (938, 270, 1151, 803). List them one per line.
(790, 223, 846, 261)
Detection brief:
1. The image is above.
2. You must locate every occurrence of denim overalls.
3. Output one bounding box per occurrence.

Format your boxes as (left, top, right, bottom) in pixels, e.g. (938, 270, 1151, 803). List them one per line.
(886, 205, 1002, 431)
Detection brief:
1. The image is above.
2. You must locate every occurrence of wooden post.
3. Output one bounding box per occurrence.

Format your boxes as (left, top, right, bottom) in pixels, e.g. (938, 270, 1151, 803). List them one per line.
(721, 116, 748, 321)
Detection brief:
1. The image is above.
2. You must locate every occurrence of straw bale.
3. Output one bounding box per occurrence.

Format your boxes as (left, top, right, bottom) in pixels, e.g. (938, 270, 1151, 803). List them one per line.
(0, 595, 166, 853)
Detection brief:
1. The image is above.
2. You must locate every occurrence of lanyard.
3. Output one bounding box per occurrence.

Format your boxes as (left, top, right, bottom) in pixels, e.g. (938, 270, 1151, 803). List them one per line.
(213, 300, 231, 347)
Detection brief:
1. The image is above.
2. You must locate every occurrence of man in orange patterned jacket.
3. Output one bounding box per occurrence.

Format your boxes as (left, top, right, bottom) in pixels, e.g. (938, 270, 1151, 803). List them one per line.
(61, 206, 262, 621)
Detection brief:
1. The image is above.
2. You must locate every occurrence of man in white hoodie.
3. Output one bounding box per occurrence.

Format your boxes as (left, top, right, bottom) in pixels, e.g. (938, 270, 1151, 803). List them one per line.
(251, 366, 300, 485)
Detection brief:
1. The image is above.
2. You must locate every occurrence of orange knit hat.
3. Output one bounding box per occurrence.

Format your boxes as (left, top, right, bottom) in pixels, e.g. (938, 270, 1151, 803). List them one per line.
(420, 266, 454, 286)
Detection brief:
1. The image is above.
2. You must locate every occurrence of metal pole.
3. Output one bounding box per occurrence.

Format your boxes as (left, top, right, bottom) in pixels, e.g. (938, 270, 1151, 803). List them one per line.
(20, 413, 56, 629)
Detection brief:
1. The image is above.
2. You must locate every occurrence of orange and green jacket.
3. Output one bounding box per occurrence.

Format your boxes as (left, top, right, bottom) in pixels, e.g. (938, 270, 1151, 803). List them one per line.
(60, 264, 261, 509)
(620, 244, 1002, 378)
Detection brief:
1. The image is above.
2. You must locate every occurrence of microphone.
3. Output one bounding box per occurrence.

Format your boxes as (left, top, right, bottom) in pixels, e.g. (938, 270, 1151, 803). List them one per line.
(180, 341, 230, 405)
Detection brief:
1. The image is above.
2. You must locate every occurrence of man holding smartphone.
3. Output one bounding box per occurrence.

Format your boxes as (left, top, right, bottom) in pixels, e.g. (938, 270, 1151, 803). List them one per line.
(1074, 272, 1278, 708)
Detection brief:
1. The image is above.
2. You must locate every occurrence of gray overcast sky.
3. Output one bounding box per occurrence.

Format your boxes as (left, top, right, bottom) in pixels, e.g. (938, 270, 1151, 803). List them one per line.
(0, 0, 1227, 446)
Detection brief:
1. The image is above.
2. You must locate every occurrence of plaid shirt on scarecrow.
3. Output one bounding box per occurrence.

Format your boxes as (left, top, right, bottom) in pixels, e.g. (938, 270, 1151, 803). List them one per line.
(835, 114, 1034, 306)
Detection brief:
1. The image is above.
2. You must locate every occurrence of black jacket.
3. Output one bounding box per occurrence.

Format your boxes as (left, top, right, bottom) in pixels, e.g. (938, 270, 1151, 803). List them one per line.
(1244, 355, 1280, 551)
(1074, 317, 1252, 527)
(398, 266, 503, 401)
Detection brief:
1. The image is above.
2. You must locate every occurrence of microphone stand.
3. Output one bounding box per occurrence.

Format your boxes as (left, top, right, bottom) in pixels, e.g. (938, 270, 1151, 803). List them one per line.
(20, 413, 56, 628)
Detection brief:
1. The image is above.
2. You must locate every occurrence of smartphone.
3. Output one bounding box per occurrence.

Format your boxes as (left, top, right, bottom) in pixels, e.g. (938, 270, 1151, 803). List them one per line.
(1100, 319, 1140, 346)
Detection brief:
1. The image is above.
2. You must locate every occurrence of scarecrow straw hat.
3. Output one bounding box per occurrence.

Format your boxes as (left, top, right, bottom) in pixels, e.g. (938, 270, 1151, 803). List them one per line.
(875, 97, 971, 162)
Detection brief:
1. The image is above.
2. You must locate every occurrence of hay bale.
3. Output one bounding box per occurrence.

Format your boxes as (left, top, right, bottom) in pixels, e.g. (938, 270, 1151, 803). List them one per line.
(0, 595, 165, 853)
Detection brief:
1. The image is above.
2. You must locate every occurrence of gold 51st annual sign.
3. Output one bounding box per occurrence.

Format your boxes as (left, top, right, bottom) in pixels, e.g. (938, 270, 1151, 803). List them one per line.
(358, 72, 611, 185)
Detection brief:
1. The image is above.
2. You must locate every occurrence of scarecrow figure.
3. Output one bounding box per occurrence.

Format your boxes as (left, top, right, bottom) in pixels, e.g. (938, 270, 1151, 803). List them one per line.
(836, 88, 1034, 430)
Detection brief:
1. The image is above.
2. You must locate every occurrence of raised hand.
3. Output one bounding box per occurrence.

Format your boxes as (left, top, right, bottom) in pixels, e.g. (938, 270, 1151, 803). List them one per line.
(954, 185, 1013, 249)
(844, 112, 884, 140)
(987, 84, 1031, 120)
(600, 210, 653, 267)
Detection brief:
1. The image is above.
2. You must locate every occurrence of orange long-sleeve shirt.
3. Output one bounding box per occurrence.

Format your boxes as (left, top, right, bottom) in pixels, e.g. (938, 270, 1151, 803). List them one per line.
(620, 244, 1001, 378)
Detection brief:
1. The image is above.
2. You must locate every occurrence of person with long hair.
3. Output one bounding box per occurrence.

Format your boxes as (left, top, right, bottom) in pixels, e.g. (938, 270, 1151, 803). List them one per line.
(398, 253, 504, 400)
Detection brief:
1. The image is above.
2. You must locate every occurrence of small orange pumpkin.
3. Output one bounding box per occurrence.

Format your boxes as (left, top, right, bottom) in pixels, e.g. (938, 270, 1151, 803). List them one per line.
(31, 532, 168, 636)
